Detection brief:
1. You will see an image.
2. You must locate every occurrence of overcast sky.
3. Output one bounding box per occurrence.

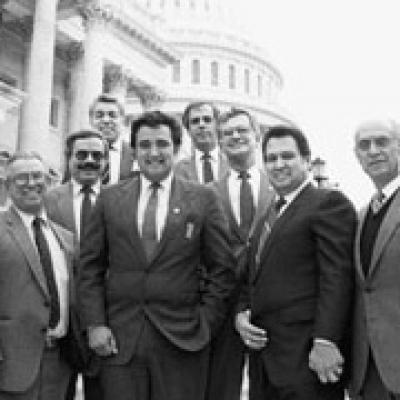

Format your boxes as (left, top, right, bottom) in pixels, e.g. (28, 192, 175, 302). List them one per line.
(232, 0, 400, 207)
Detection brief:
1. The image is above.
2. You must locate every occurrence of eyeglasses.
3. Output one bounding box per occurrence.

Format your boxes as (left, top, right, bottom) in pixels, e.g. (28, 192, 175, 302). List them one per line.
(357, 136, 391, 151)
(264, 152, 296, 163)
(94, 110, 119, 119)
(189, 116, 214, 125)
(12, 171, 45, 186)
(220, 127, 251, 137)
(138, 139, 172, 150)
(74, 150, 105, 162)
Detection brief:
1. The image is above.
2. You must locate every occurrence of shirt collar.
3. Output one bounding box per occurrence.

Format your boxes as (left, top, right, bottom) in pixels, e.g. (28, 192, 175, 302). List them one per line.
(195, 146, 219, 162)
(71, 179, 101, 197)
(380, 175, 400, 200)
(232, 164, 259, 179)
(278, 177, 311, 204)
(12, 203, 48, 226)
(140, 172, 173, 192)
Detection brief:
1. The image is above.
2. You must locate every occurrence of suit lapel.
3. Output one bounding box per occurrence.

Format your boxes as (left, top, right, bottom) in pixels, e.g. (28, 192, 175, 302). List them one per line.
(218, 152, 229, 179)
(354, 206, 368, 280)
(58, 182, 75, 233)
(5, 208, 49, 299)
(369, 190, 400, 276)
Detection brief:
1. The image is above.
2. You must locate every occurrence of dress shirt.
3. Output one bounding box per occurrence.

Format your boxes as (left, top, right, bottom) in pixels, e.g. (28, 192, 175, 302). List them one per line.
(194, 147, 219, 184)
(71, 179, 101, 240)
(137, 173, 173, 241)
(13, 206, 69, 338)
(276, 177, 311, 217)
(108, 138, 122, 184)
(228, 166, 260, 226)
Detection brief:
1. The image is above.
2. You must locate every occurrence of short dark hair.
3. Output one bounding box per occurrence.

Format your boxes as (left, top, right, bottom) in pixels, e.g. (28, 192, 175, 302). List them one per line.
(131, 111, 182, 150)
(217, 108, 258, 137)
(89, 94, 125, 117)
(64, 129, 108, 161)
(182, 101, 219, 130)
(262, 126, 311, 160)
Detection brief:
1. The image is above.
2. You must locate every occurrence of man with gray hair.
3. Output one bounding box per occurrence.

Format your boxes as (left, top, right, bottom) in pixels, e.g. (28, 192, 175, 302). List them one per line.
(352, 119, 400, 400)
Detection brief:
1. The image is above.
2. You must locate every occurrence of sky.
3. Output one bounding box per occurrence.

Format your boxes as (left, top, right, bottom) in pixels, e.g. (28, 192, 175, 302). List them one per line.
(233, 0, 400, 207)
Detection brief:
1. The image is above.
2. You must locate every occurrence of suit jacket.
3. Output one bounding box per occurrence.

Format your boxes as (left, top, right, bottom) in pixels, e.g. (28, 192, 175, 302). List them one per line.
(174, 151, 229, 183)
(244, 184, 356, 386)
(78, 175, 236, 365)
(351, 190, 400, 395)
(119, 140, 136, 181)
(0, 207, 74, 392)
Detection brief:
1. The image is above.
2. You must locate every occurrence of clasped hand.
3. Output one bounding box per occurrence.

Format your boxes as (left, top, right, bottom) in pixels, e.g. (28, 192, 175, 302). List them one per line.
(88, 326, 118, 357)
(235, 309, 268, 350)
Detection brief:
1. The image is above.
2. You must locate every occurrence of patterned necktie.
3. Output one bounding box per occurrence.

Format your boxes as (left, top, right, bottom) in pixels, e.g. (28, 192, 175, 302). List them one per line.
(142, 182, 161, 260)
(370, 191, 385, 214)
(80, 185, 93, 240)
(239, 170, 255, 235)
(201, 152, 213, 183)
(32, 217, 60, 329)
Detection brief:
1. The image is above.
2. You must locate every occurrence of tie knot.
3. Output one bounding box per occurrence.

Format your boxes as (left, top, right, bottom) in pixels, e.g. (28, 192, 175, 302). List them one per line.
(201, 152, 211, 160)
(32, 216, 44, 229)
(275, 196, 286, 212)
(238, 170, 250, 180)
(81, 185, 93, 194)
(371, 191, 385, 214)
(150, 181, 161, 191)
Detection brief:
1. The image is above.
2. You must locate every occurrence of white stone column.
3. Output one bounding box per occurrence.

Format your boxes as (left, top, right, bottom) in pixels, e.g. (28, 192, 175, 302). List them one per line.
(18, 0, 58, 153)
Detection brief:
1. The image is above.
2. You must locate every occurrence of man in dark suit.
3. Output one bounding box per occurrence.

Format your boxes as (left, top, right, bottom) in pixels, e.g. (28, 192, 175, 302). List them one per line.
(236, 126, 356, 400)
(351, 119, 400, 400)
(45, 129, 107, 400)
(175, 101, 229, 183)
(207, 108, 274, 400)
(0, 152, 75, 399)
(78, 110, 236, 400)
(89, 94, 137, 183)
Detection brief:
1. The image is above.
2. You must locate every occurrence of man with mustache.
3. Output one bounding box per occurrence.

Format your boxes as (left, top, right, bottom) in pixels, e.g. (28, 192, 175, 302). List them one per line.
(89, 94, 137, 184)
(175, 101, 229, 183)
(45, 129, 107, 400)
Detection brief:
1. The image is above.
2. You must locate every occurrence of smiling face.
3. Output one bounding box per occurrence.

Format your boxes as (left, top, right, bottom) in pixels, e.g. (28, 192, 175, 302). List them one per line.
(90, 101, 123, 144)
(219, 113, 259, 165)
(355, 124, 400, 188)
(264, 135, 309, 196)
(135, 124, 177, 182)
(187, 104, 218, 152)
(7, 157, 47, 215)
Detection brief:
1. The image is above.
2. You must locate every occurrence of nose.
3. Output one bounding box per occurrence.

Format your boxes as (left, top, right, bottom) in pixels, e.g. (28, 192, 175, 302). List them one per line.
(231, 129, 241, 139)
(368, 141, 380, 154)
(274, 156, 285, 169)
(149, 144, 159, 157)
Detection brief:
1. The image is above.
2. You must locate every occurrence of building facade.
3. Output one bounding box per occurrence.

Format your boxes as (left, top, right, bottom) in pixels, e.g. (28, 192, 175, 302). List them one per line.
(0, 0, 294, 173)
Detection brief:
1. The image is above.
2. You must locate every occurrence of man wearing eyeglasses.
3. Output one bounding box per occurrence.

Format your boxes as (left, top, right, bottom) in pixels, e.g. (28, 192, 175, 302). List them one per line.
(351, 120, 400, 400)
(175, 101, 229, 183)
(206, 109, 274, 400)
(0, 152, 76, 399)
(78, 110, 235, 400)
(89, 94, 137, 184)
(45, 129, 107, 400)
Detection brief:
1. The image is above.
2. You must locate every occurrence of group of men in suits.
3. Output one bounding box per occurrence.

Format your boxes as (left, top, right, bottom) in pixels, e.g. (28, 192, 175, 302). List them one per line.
(0, 95, 399, 400)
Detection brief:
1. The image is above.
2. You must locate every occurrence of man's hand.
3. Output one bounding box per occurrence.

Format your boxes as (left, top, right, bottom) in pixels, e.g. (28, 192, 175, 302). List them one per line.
(309, 340, 343, 384)
(235, 309, 268, 350)
(87, 326, 118, 357)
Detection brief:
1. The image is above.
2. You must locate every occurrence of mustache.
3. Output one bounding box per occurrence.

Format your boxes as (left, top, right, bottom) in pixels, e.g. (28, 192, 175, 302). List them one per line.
(77, 162, 101, 170)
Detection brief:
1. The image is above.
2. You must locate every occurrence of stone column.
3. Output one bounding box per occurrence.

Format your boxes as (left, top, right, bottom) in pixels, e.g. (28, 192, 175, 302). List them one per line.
(103, 64, 128, 105)
(18, 0, 58, 153)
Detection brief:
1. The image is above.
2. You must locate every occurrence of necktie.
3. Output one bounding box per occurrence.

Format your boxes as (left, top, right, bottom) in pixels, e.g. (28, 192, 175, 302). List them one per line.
(239, 170, 255, 234)
(102, 143, 116, 185)
(32, 217, 60, 329)
(201, 152, 214, 183)
(142, 182, 160, 260)
(275, 196, 287, 213)
(80, 185, 93, 240)
(370, 191, 385, 214)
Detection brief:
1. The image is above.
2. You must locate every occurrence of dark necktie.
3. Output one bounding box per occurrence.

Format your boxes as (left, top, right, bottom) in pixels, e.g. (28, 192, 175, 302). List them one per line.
(142, 182, 160, 260)
(239, 170, 255, 234)
(102, 143, 116, 185)
(275, 196, 287, 213)
(80, 185, 93, 240)
(370, 191, 385, 214)
(32, 217, 60, 329)
(201, 152, 213, 183)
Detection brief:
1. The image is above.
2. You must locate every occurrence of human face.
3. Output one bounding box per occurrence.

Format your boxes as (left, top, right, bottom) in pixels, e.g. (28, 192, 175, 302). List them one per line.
(355, 126, 400, 187)
(136, 125, 177, 182)
(90, 101, 123, 144)
(264, 136, 309, 195)
(219, 114, 259, 164)
(188, 104, 218, 152)
(7, 158, 47, 215)
(69, 137, 106, 186)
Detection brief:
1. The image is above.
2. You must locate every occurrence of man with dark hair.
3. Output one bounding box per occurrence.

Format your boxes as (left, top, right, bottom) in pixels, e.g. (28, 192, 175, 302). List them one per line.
(175, 101, 228, 183)
(236, 125, 356, 400)
(89, 94, 136, 184)
(0, 151, 76, 399)
(207, 108, 274, 400)
(45, 129, 107, 400)
(78, 110, 236, 400)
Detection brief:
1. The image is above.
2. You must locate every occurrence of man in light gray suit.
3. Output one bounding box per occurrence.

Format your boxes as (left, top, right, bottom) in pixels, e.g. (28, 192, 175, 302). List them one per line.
(352, 119, 400, 400)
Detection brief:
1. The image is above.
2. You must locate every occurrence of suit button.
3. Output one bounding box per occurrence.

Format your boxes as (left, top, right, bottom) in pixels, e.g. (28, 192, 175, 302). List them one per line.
(44, 301, 50, 308)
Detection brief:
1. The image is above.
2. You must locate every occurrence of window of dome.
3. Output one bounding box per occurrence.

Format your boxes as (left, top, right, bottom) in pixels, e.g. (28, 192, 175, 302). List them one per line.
(192, 59, 200, 84)
(229, 65, 236, 90)
(211, 61, 218, 87)
(172, 61, 180, 83)
(146, 0, 151, 8)
(175, 0, 180, 6)
(190, 0, 195, 9)
(160, 0, 165, 7)
(244, 69, 250, 94)
(205, 0, 210, 11)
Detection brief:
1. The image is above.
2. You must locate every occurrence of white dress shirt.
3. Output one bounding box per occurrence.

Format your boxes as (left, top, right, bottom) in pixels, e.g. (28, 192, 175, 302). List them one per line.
(14, 206, 69, 338)
(227, 166, 260, 226)
(108, 138, 122, 184)
(194, 147, 219, 184)
(71, 179, 101, 240)
(137, 173, 173, 241)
